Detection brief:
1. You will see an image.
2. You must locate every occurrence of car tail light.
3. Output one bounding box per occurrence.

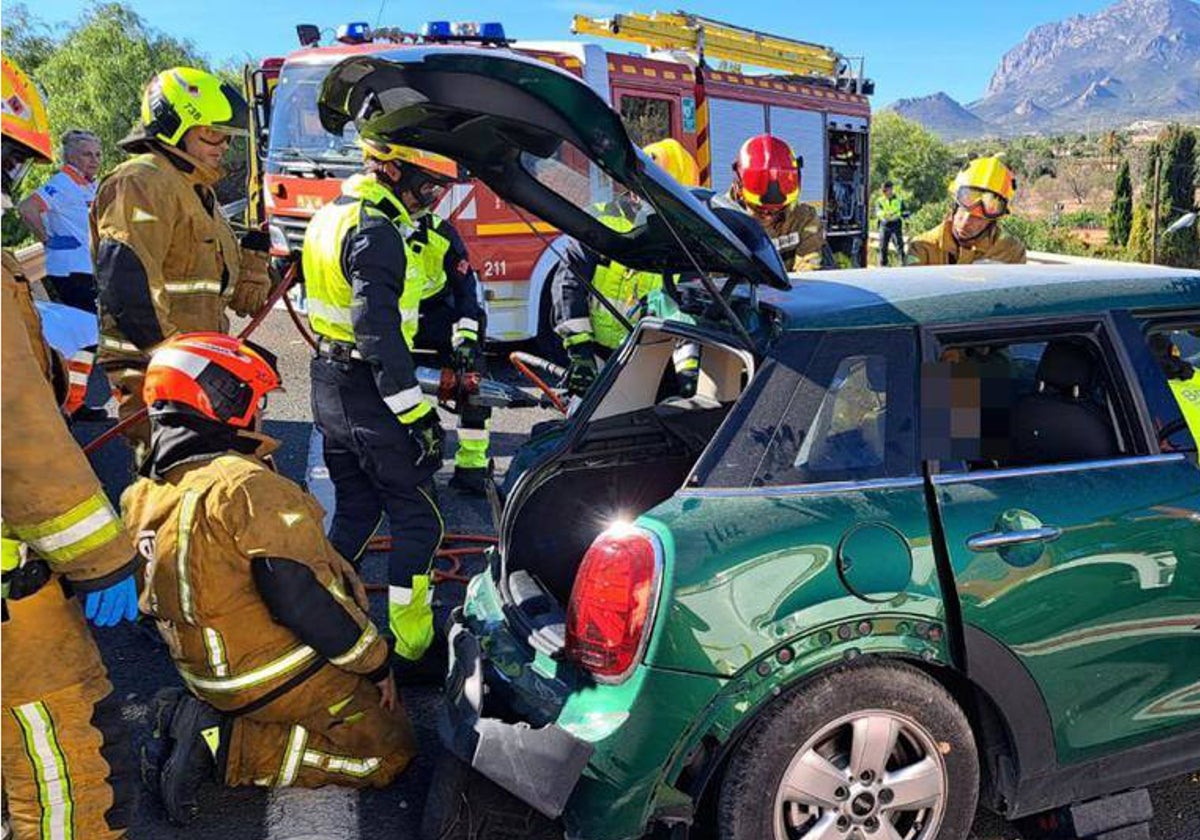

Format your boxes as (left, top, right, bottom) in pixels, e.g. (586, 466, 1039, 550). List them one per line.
(565, 525, 661, 682)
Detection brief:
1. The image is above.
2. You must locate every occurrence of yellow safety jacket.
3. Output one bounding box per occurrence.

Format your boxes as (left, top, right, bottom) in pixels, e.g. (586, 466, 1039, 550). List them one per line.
(413, 216, 452, 301)
(876, 195, 904, 224)
(303, 174, 422, 350)
(1169, 372, 1200, 446)
(589, 209, 663, 350)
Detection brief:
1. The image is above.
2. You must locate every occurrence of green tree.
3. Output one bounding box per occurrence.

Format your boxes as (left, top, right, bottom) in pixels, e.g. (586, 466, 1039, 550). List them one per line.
(1107, 158, 1133, 248)
(1160, 126, 1199, 268)
(34, 3, 206, 170)
(1128, 141, 1164, 263)
(869, 112, 956, 210)
(2, 3, 211, 246)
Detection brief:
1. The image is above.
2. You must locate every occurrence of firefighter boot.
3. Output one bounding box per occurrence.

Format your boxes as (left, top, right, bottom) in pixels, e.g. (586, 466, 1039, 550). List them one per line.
(150, 688, 226, 825)
(389, 573, 435, 662)
(449, 462, 492, 497)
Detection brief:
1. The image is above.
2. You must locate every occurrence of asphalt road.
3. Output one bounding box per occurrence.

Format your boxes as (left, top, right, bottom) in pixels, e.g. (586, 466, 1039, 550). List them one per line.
(73, 309, 1199, 840)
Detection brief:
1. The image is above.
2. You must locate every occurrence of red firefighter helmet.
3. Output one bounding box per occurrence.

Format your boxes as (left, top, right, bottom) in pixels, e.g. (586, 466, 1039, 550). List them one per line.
(733, 134, 800, 213)
(144, 333, 281, 429)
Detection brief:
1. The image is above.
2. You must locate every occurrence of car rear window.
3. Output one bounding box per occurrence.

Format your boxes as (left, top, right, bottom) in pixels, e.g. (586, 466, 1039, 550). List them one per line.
(793, 355, 888, 477)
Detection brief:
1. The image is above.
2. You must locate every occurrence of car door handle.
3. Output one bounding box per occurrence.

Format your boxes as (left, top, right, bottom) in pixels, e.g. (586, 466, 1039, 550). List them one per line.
(967, 526, 1062, 552)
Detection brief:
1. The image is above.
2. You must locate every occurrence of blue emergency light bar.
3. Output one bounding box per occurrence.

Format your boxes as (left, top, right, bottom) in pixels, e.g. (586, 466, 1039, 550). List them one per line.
(422, 20, 507, 44)
(336, 21, 371, 44)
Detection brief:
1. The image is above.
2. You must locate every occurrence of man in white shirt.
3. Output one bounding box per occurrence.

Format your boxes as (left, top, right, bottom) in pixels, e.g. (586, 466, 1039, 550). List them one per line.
(19, 129, 107, 421)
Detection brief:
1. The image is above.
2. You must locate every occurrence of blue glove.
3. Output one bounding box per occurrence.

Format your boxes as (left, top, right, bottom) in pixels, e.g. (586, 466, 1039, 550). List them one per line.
(83, 575, 140, 627)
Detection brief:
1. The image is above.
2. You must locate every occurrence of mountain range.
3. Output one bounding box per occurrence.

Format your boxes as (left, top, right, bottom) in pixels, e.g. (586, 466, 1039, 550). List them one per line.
(887, 0, 1200, 137)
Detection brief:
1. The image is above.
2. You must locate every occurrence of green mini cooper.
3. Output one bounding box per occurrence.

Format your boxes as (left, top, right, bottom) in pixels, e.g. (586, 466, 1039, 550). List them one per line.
(317, 49, 1200, 840)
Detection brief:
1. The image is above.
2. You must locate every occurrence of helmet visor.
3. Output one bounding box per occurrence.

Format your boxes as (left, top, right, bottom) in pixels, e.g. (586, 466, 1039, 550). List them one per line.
(740, 165, 799, 210)
(956, 185, 1008, 219)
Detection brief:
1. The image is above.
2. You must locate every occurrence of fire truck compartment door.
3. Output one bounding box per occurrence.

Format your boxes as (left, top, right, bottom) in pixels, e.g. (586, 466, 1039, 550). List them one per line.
(316, 47, 789, 290)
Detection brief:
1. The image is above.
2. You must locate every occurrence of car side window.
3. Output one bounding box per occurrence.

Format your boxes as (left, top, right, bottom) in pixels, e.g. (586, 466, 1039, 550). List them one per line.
(923, 324, 1144, 472)
(793, 355, 888, 474)
(748, 329, 917, 487)
(1125, 316, 1200, 454)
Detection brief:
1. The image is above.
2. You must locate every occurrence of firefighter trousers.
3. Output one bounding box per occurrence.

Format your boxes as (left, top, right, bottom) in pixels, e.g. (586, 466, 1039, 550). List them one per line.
(416, 298, 491, 471)
(310, 356, 444, 584)
(221, 665, 416, 789)
(879, 222, 905, 267)
(1, 582, 137, 840)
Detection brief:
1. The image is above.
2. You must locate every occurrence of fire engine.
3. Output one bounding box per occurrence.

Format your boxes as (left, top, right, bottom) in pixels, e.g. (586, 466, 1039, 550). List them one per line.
(245, 12, 873, 350)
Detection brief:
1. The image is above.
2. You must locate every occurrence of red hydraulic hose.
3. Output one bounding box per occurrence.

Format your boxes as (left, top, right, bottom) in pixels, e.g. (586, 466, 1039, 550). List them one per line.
(509, 351, 568, 414)
(83, 262, 300, 456)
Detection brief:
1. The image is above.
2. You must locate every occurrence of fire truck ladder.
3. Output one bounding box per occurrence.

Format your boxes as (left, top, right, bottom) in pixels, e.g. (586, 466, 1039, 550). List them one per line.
(571, 10, 846, 79)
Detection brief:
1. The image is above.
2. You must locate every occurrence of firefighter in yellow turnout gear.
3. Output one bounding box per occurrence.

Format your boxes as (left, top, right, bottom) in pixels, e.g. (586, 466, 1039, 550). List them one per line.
(408, 167, 492, 494)
(907, 156, 1027, 266)
(124, 334, 415, 825)
(91, 67, 272, 450)
(551, 139, 702, 396)
(302, 139, 445, 666)
(2, 54, 140, 840)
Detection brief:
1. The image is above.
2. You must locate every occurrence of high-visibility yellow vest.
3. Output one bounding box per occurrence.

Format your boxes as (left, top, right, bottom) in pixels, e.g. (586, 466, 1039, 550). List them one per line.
(412, 215, 454, 301)
(1169, 372, 1200, 446)
(876, 194, 904, 223)
(302, 174, 423, 349)
(590, 209, 663, 350)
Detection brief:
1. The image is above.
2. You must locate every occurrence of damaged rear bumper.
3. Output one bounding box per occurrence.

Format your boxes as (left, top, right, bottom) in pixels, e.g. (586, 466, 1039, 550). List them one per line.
(438, 617, 593, 818)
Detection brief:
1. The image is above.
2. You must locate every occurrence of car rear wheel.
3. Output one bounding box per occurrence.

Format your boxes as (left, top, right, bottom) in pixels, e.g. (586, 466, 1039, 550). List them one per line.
(717, 662, 978, 840)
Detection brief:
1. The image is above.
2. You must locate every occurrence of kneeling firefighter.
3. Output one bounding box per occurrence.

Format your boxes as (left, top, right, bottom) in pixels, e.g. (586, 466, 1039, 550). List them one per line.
(125, 334, 415, 824)
(551, 138, 702, 397)
(406, 157, 492, 495)
(2, 54, 140, 840)
(302, 138, 445, 665)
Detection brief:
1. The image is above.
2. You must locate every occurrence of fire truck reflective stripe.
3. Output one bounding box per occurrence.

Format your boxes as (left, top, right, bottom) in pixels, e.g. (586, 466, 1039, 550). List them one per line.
(16, 492, 123, 564)
(330, 623, 379, 667)
(14, 701, 74, 840)
(153, 347, 211, 379)
(475, 222, 557, 236)
(203, 627, 229, 677)
(100, 336, 140, 353)
(180, 645, 318, 693)
(305, 299, 353, 328)
(176, 490, 200, 625)
(163, 280, 223, 295)
(276, 725, 308, 787)
(383, 386, 423, 415)
(457, 428, 489, 442)
(300, 749, 382, 778)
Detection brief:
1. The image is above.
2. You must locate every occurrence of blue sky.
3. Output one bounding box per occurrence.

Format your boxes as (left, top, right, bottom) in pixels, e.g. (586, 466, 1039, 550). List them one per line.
(26, 0, 1116, 106)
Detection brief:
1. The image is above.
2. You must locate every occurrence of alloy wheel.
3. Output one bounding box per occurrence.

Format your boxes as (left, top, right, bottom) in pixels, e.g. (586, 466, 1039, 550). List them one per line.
(772, 709, 947, 840)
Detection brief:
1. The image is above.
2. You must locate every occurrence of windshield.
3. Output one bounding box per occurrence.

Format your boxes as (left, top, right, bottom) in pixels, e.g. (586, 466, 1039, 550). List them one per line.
(269, 62, 359, 162)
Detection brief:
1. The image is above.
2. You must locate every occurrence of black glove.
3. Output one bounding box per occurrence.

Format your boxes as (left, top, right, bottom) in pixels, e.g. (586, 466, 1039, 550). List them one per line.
(400, 404, 446, 470)
(565, 344, 599, 397)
